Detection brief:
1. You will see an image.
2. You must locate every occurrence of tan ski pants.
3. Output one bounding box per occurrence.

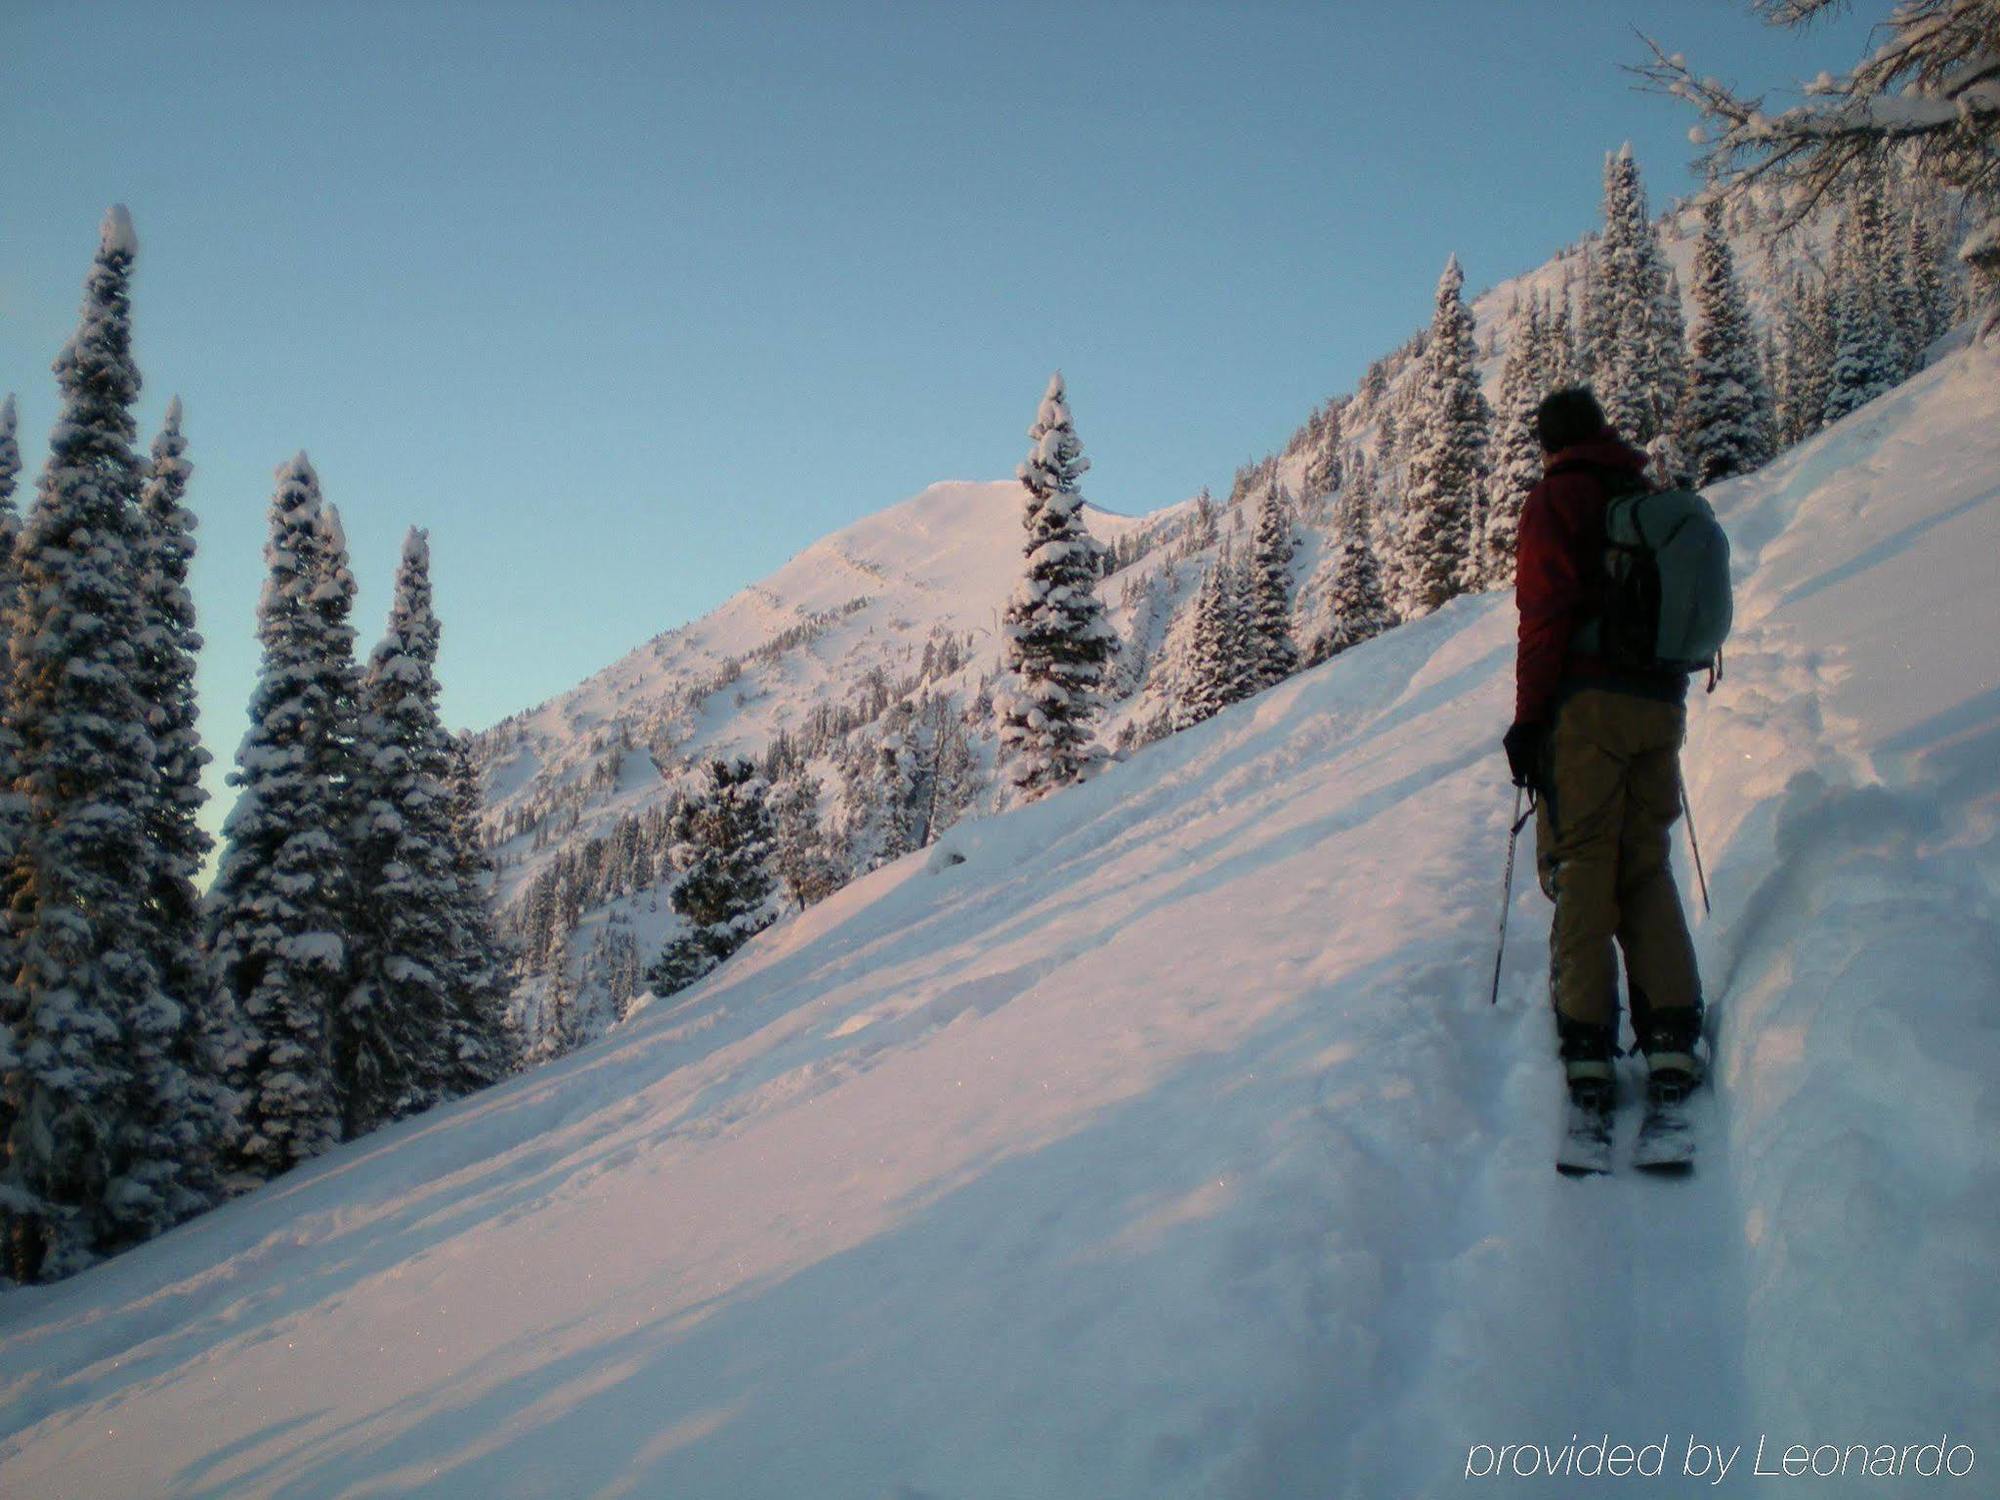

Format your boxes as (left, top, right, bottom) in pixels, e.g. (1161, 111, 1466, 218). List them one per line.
(1534, 689, 1702, 1031)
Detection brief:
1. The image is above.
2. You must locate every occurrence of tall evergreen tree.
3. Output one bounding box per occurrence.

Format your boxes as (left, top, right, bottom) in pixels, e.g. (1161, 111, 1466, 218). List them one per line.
(439, 733, 516, 1095)
(1776, 271, 1836, 446)
(1245, 479, 1300, 690)
(997, 373, 1115, 801)
(1596, 146, 1684, 446)
(1681, 200, 1778, 484)
(0, 394, 27, 1196)
(1906, 205, 1953, 347)
(1543, 289, 1580, 388)
(0, 208, 202, 1278)
(1319, 464, 1395, 660)
(771, 769, 843, 911)
(1577, 244, 1614, 383)
(342, 528, 459, 1136)
(646, 759, 778, 996)
(1486, 298, 1547, 580)
(205, 455, 357, 1178)
(1823, 193, 1903, 424)
(1173, 551, 1249, 730)
(130, 398, 230, 1212)
(1401, 255, 1491, 613)
(1300, 403, 1344, 508)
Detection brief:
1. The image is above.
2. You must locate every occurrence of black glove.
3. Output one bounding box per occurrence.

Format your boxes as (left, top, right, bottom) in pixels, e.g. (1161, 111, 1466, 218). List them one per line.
(1503, 721, 1547, 791)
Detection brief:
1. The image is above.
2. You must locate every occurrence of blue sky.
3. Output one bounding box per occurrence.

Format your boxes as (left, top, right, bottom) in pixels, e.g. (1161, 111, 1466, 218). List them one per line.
(2, 1, 1876, 846)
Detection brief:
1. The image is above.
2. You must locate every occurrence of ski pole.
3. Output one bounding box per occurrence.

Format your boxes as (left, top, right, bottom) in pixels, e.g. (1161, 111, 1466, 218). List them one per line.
(1681, 777, 1711, 917)
(1490, 786, 1537, 1006)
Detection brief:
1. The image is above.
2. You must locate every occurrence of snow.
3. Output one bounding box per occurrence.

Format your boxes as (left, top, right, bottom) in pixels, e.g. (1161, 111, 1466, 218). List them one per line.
(3, 351, 1997, 1496)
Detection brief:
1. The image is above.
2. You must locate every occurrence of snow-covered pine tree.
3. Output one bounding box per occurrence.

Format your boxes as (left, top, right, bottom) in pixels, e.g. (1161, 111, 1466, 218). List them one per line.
(528, 902, 580, 1064)
(342, 528, 459, 1137)
(1681, 199, 1778, 484)
(1400, 255, 1492, 614)
(1300, 403, 1343, 510)
(1907, 205, 1953, 347)
(1652, 261, 1691, 453)
(771, 769, 843, 911)
(0, 394, 26, 1184)
(997, 373, 1116, 802)
(1761, 324, 1785, 439)
(1577, 244, 1613, 383)
(913, 692, 981, 847)
(646, 759, 779, 997)
(205, 454, 359, 1179)
(1596, 146, 1684, 447)
(0, 207, 205, 1278)
(1486, 298, 1547, 582)
(439, 733, 516, 1094)
(1874, 194, 1925, 379)
(1543, 288, 1580, 388)
(129, 397, 230, 1213)
(1246, 479, 1300, 691)
(1172, 554, 1242, 730)
(1823, 191, 1903, 423)
(1319, 463, 1395, 660)
(1776, 271, 1836, 446)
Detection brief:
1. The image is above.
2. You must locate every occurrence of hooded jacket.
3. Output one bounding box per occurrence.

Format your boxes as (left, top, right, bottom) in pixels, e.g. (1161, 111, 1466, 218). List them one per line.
(1512, 433, 1685, 725)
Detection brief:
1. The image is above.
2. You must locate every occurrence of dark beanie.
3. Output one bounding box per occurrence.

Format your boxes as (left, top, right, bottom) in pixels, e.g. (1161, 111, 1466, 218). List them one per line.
(1536, 387, 1608, 453)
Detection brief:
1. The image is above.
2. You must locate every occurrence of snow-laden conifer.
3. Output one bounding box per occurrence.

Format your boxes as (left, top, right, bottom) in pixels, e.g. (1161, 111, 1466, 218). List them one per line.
(771, 769, 843, 911)
(1486, 299, 1547, 581)
(342, 528, 460, 1135)
(1596, 147, 1684, 446)
(1542, 289, 1580, 389)
(1681, 200, 1778, 483)
(0, 208, 202, 1277)
(437, 735, 516, 1092)
(1245, 479, 1300, 691)
(1906, 206, 1953, 347)
(205, 455, 358, 1177)
(646, 759, 779, 997)
(1776, 272, 1836, 445)
(997, 374, 1116, 801)
(1318, 465, 1395, 660)
(1300, 404, 1343, 508)
(1400, 256, 1491, 613)
(0, 395, 26, 1155)
(1577, 245, 1614, 383)
(1824, 194, 1903, 423)
(1172, 548, 1250, 730)
(128, 398, 231, 1211)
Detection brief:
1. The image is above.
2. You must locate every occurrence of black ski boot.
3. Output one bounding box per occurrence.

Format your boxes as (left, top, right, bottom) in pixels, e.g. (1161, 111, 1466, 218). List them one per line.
(1633, 1003, 1705, 1172)
(1555, 1016, 1617, 1176)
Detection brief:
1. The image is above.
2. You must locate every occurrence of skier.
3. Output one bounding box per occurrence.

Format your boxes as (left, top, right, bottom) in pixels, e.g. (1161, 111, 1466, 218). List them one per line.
(1503, 387, 1705, 1164)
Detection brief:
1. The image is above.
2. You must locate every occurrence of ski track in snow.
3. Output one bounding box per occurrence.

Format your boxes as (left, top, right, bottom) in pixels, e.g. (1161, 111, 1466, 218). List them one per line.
(1, 352, 1996, 1498)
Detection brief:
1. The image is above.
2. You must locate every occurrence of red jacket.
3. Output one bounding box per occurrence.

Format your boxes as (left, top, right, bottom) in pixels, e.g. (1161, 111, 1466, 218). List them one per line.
(1512, 434, 1653, 725)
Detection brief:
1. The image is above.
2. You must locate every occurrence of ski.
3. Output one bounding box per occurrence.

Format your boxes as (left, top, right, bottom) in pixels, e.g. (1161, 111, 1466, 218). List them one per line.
(1555, 1088, 1615, 1176)
(1632, 1084, 1697, 1172)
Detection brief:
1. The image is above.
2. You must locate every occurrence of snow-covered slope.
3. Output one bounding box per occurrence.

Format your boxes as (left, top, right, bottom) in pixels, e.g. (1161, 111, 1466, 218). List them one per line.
(3, 345, 1993, 1498)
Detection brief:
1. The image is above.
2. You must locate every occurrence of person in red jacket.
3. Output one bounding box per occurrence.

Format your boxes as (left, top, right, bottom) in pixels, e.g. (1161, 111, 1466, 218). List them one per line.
(1503, 387, 1704, 1110)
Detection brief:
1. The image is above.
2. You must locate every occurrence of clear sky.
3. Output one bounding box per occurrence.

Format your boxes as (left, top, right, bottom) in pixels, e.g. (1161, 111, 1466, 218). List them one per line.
(2, 0, 1877, 849)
